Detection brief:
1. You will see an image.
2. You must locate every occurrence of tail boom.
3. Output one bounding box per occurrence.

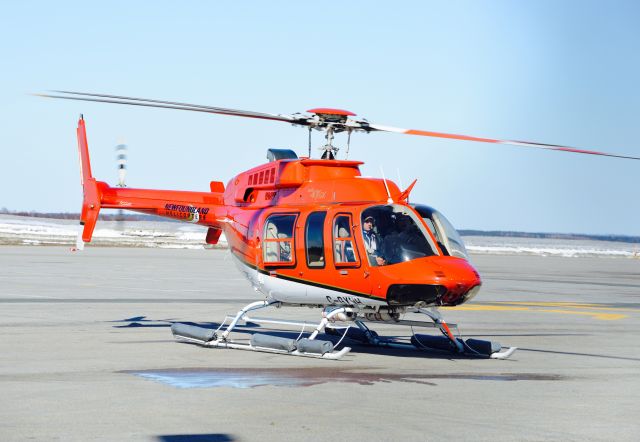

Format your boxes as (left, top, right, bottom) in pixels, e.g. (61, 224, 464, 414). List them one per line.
(75, 117, 226, 244)
(100, 186, 226, 225)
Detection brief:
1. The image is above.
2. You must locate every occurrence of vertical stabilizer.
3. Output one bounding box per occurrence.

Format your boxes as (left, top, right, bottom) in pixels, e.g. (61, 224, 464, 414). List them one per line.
(76, 116, 103, 244)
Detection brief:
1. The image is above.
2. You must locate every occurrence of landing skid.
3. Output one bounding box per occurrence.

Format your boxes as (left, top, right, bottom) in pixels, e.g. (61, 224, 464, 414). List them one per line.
(171, 301, 352, 360)
(171, 301, 516, 360)
(415, 307, 517, 359)
(327, 307, 517, 359)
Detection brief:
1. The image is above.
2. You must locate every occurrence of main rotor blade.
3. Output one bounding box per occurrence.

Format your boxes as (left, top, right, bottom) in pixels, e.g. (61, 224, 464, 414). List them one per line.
(369, 124, 640, 161)
(36, 91, 301, 124)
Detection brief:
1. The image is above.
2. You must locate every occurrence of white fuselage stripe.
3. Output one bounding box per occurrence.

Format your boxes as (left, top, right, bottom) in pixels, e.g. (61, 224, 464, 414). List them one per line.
(229, 253, 387, 307)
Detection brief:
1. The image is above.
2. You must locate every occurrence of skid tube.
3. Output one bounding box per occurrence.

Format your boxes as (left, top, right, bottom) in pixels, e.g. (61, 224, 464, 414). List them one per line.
(415, 307, 517, 359)
(171, 300, 352, 360)
(327, 307, 517, 359)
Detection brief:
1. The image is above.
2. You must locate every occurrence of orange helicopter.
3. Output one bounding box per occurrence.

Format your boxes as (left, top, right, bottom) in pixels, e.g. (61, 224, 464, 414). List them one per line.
(38, 91, 639, 360)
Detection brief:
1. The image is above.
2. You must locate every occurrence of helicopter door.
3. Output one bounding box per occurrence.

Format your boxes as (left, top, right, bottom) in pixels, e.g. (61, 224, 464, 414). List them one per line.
(332, 213, 360, 269)
(301, 211, 372, 305)
(333, 214, 359, 267)
(325, 212, 373, 303)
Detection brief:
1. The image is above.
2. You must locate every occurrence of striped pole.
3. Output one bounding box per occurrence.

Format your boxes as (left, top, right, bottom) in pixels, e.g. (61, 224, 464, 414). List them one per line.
(115, 143, 127, 187)
(115, 143, 127, 222)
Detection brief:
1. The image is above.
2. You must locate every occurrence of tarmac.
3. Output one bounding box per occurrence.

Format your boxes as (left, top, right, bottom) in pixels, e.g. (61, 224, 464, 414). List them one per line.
(1, 246, 639, 441)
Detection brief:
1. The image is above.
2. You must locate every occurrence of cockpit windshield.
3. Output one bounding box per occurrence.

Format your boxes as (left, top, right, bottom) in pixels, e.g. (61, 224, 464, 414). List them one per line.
(412, 204, 469, 260)
(361, 204, 438, 266)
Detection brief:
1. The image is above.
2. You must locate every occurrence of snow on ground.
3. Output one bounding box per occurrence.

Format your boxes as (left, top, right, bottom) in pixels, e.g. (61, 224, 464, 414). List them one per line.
(0, 214, 224, 249)
(2, 214, 638, 258)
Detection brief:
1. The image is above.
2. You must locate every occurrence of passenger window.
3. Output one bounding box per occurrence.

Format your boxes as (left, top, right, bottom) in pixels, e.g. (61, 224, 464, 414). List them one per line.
(305, 211, 326, 268)
(333, 214, 359, 266)
(263, 214, 297, 265)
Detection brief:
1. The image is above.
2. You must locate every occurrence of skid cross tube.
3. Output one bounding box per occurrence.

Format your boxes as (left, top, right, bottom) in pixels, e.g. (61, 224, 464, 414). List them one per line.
(308, 307, 348, 340)
(220, 300, 273, 341)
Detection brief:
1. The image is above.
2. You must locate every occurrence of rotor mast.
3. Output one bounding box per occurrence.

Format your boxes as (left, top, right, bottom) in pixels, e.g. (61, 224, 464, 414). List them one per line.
(306, 108, 357, 160)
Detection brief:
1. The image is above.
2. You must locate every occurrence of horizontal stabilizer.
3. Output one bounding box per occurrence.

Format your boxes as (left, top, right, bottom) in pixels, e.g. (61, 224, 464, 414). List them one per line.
(206, 227, 223, 245)
(210, 181, 225, 193)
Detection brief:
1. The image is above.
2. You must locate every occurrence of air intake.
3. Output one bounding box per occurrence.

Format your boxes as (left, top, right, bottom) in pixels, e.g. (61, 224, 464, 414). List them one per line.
(386, 284, 447, 306)
(266, 148, 298, 162)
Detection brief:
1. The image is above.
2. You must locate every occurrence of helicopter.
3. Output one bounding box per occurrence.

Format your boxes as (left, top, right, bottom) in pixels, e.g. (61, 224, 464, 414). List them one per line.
(38, 90, 639, 360)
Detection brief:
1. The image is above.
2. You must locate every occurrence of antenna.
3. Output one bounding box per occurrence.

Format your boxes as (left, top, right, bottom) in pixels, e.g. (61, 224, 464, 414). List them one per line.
(379, 166, 394, 204)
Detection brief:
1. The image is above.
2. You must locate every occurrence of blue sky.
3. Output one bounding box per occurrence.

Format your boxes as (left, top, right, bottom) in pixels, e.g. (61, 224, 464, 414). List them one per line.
(2, 1, 639, 235)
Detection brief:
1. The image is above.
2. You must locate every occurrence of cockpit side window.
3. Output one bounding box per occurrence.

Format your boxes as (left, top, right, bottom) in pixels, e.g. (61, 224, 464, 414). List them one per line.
(422, 216, 448, 255)
(263, 213, 297, 266)
(412, 204, 469, 260)
(434, 212, 469, 259)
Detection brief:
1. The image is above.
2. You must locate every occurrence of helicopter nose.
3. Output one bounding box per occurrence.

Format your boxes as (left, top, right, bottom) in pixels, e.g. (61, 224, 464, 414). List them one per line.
(377, 256, 482, 307)
(433, 256, 482, 306)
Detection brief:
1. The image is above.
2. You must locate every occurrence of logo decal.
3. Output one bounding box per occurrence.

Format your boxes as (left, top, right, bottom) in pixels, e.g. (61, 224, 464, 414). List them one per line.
(164, 203, 209, 222)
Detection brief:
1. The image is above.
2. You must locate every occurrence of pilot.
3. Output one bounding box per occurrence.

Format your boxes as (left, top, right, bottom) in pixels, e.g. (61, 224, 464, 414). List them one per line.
(362, 215, 386, 266)
(381, 213, 432, 264)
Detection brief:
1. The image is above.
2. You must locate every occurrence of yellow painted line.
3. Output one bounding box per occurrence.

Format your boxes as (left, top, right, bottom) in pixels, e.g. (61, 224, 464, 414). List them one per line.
(484, 301, 639, 312)
(496, 301, 600, 307)
(543, 309, 626, 321)
(445, 305, 530, 312)
(443, 305, 628, 321)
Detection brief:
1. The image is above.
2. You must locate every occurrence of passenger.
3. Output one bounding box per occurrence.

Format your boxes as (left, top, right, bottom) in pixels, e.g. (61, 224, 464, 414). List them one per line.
(362, 215, 386, 266)
(334, 216, 356, 263)
(336, 224, 356, 263)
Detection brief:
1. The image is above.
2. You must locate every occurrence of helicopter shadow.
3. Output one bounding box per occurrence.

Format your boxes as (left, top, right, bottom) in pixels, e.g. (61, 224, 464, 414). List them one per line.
(172, 324, 488, 360)
(109, 316, 262, 331)
(157, 435, 234, 442)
